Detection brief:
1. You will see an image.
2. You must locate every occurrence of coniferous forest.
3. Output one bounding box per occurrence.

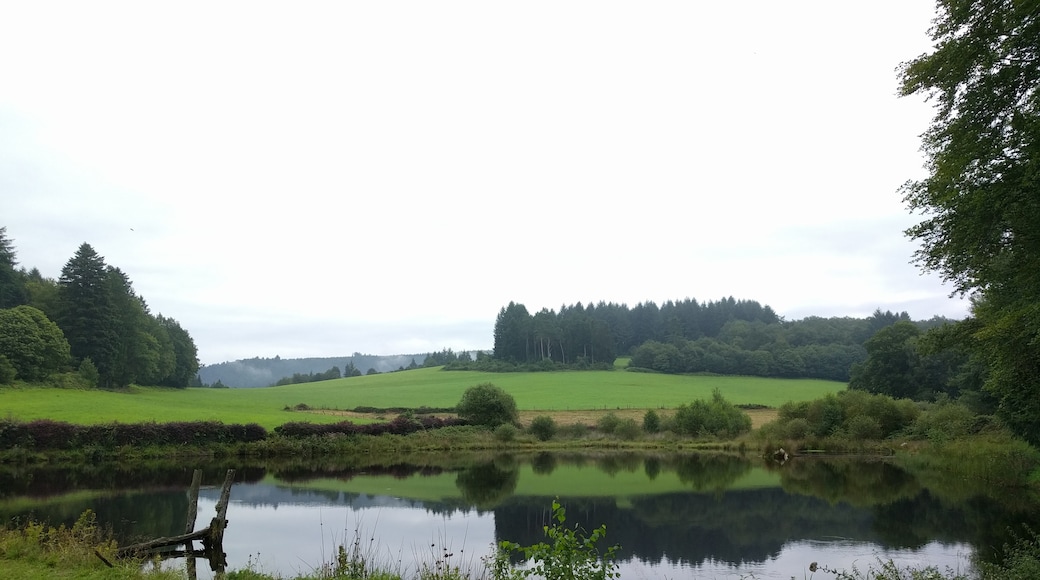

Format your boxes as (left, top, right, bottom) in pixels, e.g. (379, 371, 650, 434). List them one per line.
(0, 228, 198, 389)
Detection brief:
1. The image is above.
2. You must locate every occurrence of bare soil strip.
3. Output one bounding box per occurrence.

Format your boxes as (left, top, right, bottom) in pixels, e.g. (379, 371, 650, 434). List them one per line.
(309, 407, 779, 429)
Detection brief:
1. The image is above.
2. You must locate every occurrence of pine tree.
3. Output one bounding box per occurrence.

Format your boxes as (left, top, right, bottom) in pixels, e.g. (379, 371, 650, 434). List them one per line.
(57, 243, 120, 387)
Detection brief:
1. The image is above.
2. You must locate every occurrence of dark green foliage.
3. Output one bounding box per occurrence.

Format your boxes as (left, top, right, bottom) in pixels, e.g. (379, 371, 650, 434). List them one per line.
(493, 301, 617, 367)
(0, 305, 70, 381)
(614, 418, 641, 440)
(898, 0, 1040, 445)
(0, 227, 28, 309)
(77, 358, 99, 388)
(273, 365, 344, 386)
(596, 412, 621, 434)
(670, 389, 752, 438)
(57, 243, 119, 386)
(157, 315, 199, 388)
(455, 382, 519, 427)
(528, 415, 557, 441)
(769, 391, 920, 441)
(0, 355, 15, 384)
(906, 400, 996, 443)
(493, 499, 620, 580)
(494, 423, 518, 442)
(979, 526, 1040, 580)
(849, 322, 922, 398)
(642, 409, 660, 433)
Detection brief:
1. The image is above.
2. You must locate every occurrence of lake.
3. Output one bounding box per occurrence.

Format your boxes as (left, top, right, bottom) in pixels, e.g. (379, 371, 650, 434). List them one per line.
(3, 451, 1036, 579)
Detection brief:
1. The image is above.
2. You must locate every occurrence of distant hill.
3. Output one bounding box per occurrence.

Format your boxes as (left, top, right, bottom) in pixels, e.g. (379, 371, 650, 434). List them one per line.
(197, 354, 428, 388)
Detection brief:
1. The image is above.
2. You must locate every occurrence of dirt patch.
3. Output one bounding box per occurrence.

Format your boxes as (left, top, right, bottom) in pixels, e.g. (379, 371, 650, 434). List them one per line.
(303, 407, 778, 429)
(519, 408, 777, 429)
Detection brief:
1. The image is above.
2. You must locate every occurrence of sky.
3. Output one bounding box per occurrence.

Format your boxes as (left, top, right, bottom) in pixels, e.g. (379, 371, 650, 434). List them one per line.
(1, 1, 969, 365)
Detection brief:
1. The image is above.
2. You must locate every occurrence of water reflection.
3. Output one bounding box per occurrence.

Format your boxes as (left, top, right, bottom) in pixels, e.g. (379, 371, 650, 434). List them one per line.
(2, 452, 1034, 578)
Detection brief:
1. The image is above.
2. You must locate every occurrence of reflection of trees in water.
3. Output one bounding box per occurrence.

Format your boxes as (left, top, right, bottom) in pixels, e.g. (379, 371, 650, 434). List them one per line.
(644, 457, 661, 480)
(6, 453, 1040, 570)
(0, 463, 264, 499)
(494, 490, 874, 567)
(492, 456, 1040, 569)
(773, 459, 921, 507)
(595, 453, 643, 476)
(672, 454, 751, 491)
(455, 459, 519, 509)
(531, 452, 557, 475)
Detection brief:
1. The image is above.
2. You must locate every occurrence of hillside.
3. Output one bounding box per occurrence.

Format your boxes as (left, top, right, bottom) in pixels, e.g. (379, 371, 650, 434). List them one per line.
(198, 354, 430, 388)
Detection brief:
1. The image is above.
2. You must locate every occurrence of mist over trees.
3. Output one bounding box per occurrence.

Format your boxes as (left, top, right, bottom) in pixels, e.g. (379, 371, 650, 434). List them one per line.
(0, 229, 199, 388)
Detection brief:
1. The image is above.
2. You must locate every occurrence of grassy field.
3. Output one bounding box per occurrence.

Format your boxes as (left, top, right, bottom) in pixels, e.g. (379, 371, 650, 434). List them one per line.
(0, 366, 845, 430)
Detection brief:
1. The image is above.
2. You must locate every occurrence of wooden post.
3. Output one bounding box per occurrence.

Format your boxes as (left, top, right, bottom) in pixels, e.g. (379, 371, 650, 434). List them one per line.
(203, 469, 235, 574)
(186, 469, 203, 534)
(185, 469, 202, 580)
(116, 467, 236, 568)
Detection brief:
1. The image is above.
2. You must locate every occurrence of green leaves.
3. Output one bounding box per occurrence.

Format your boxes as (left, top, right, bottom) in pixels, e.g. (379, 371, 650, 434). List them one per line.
(899, 1, 1040, 444)
(491, 499, 620, 580)
(456, 382, 519, 428)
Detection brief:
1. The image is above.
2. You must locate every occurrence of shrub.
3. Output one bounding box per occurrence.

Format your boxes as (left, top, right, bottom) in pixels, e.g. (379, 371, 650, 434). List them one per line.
(597, 413, 621, 434)
(846, 415, 883, 440)
(908, 401, 977, 442)
(456, 383, 519, 428)
(494, 423, 518, 442)
(529, 416, 557, 441)
(642, 409, 661, 434)
(491, 499, 619, 580)
(783, 417, 811, 439)
(671, 389, 751, 438)
(559, 423, 590, 439)
(0, 355, 15, 384)
(78, 358, 99, 388)
(615, 418, 641, 441)
(979, 525, 1040, 580)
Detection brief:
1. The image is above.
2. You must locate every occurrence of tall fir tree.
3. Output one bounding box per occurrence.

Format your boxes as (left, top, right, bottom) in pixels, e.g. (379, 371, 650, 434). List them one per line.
(57, 243, 120, 387)
(0, 227, 28, 308)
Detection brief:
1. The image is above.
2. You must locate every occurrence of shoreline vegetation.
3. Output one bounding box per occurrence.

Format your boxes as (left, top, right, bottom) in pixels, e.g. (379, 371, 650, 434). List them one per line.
(3, 378, 1040, 578)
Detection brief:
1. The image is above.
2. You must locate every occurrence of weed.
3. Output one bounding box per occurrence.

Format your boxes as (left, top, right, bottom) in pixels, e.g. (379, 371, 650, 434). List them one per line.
(489, 499, 619, 580)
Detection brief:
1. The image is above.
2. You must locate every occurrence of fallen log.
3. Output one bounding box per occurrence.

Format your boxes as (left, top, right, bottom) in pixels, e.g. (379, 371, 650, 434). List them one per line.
(115, 528, 210, 558)
(115, 468, 236, 563)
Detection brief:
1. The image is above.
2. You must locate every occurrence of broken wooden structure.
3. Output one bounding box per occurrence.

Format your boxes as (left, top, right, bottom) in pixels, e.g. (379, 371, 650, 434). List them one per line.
(112, 469, 236, 577)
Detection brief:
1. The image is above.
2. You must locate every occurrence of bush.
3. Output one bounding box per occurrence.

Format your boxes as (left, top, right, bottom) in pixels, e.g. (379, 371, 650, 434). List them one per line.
(528, 416, 557, 441)
(456, 383, 519, 428)
(642, 409, 661, 434)
(908, 401, 977, 442)
(615, 418, 641, 441)
(671, 389, 751, 438)
(846, 415, 883, 440)
(783, 417, 811, 439)
(0, 355, 15, 384)
(559, 423, 590, 439)
(494, 423, 518, 442)
(492, 499, 619, 580)
(597, 413, 621, 434)
(78, 358, 99, 388)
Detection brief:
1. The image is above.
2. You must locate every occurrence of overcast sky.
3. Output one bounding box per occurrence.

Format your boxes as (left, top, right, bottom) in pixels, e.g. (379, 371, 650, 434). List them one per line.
(1, 1, 968, 365)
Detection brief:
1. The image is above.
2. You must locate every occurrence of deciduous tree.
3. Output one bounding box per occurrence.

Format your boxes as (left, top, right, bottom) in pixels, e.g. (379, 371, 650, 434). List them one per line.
(899, 0, 1040, 443)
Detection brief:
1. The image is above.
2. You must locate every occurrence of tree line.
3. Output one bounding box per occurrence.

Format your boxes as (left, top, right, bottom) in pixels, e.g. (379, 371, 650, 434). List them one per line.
(0, 228, 199, 388)
(487, 297, 935, 381)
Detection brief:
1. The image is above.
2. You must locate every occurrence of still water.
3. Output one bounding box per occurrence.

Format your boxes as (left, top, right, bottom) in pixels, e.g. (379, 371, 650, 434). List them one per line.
(3, 452, 1034, 579)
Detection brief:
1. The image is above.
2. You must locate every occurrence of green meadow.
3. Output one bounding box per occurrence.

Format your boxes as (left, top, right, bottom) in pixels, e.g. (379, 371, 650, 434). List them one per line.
(1, 366, 845, 430)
